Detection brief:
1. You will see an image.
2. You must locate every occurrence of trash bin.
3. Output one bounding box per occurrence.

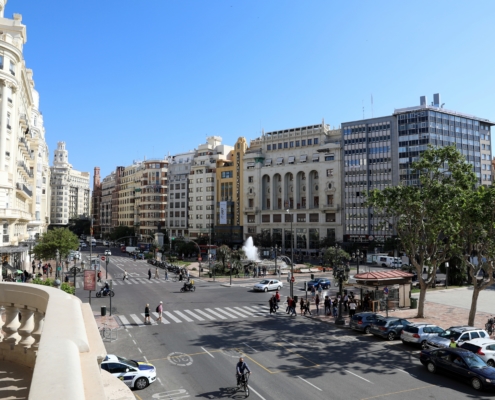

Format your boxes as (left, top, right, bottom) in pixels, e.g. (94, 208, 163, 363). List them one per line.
(293, 295, 298, 303)
(410, 298, 418, 309)
(101, 306, 107, 316)
(310, 273, 315, 280)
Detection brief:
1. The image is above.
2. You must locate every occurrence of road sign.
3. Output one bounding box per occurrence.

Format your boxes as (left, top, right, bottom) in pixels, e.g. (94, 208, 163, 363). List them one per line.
(291, 276, 295, 283)
(383, 286, 389, 295)
(100, 256, 106, 262)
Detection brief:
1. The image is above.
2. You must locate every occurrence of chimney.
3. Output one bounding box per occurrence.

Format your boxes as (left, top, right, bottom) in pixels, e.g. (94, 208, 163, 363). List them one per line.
(433, 93, 441, 107)
(420, 96, 427, 106)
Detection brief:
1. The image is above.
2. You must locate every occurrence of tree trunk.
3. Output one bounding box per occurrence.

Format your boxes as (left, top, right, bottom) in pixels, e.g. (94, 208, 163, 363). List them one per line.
(417, 283, 427, 318)
(468, 285, 481, 327)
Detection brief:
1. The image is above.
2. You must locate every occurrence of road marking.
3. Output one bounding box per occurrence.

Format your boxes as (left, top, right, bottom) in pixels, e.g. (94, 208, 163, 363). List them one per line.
(143, 356, 148, 362)
(224, 307, 249, 318)
(132, 340, 137, 345)
(214, 308, 237, 318)
(164, 311, 182, 323)
(233, 307, 258, 317)
(297, 376, 322, 391)
(139, 313, 158, 325)
(201, 347, 215, 358)
(242, 306, 266, 315)
(184, 310, 205, 321)
(205, 308, 227, 319)
(137, 347, 142, 353)
(242, 343, 258, 352)
(174, 311, 194, 322)
(152, 312, 170, 324)
(361, 385, 434, 399)
(345, 370, 373, 383)
(194, 309, 216, 320)
(129, 314, 145, 327)
(118, 315, 132, 327)
(122, 279, 132, 284)
(249, 385, 267, 400)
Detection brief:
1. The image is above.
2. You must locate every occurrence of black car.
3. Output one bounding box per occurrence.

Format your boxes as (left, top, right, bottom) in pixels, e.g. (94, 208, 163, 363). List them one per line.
(370, 317, 411, 341)
(420, 347, 495, 391)
(350, 312, 384, 334)
(306, 278, 331, 291)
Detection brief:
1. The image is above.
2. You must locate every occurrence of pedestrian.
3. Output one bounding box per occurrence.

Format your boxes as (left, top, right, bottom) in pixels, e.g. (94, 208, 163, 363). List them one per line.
(275, 290, 280, 309)
(332, 299, 338, 318)
(186, 270, 190, 281)
(349, 300, 357, 318)
(156, 301, 163, 322)
(303, 300, 312, 316)
(123, 270, 128, 280)
(97, 270, 102, 282)
(324, 296, 331, 316)
(38, 260, 42, 272)
(299, 298, 305, 316)
(31, 260, 35, 274)
(286, 297, 291, 314)
(317, 284, 323, 297)
(290, 298, 297, 316)
(311, 285, 316, 300)
(165, 269, 168, 281)
(179, 271, 183, 281)
(155, 268, 159, 279)
(343, 293, 349, 311)
(315, 294, 320, 315)
(148, 268, 152, 280)
(49, 265, 53, 277)
(269, 296, 276, 314)
(449, 338, 457, 348)
(64, 275, 69, 283)
(144, 304, 151, 324)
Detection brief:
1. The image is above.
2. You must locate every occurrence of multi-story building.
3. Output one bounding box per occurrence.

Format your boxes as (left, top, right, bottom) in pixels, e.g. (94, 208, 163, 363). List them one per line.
(49, 142, 90, 226)
(188, 136, 232, 240)
(167, 150, 194, 239)
(100, 171, 115, 236)
(215, 137, 247, 246)
(243, 122, 342, 255)
(137, 159, 168, 237)
(91, 167, 102, 237)
(115, 161, 144, 229)
(342, 93, 494, 242)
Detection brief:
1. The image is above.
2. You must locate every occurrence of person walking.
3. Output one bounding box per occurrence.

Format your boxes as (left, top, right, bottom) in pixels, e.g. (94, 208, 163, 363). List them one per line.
(148, 268, 152, 280)
(38, 260, 42, 273)
(349, 299, 357, 318)
(332, 299, 338, 319)
(155, 268, 159, 279)
(343, 293, 349, 312)
(269, 295, 276, 314)
(286, 297, 291, 314)
(289, 298, 297, 316)
(315, 294, 320, 315)
(299, 298, 305, 316)
(317, 284, 323, 297)
(303, 300, 312, 316)
(156, 301, 163, 322)
(311, 285, 316, 300)
(31, 260, 36, 275)
(324, 296, 331, 316)
(275, 290, 280, 310)
(165, 269, 168, 281)
(97, 270, 102, 282)
(49, 265, 53, 277)
(123, 270, 128, 280)
(144, 304, 151, 324)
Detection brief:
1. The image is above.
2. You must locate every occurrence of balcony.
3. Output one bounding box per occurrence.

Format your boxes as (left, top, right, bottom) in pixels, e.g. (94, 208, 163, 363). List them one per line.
(16, 182, 32, 198)
(16, 161, 33, 178)
(19, 137, 33, 159)
(0, 282, 134, 399)
(0, 208, 31, 221)
(322, 203, 341, 212)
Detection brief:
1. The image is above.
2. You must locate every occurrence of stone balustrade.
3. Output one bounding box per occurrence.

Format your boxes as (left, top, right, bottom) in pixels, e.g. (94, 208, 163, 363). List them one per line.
(0, 282, 127, 399)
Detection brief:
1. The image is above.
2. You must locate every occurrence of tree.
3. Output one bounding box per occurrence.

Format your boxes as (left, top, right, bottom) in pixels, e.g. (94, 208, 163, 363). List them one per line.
(231, 249, 246, 274)
(456, 185, 495, 326)
(216, 245, 231, 271)
(33, 228, 80, 262)
(367, 146, 476, 318)
(323, 247, 350, 269)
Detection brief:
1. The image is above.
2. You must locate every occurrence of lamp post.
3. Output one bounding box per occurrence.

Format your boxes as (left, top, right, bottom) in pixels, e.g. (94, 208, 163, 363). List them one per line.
(445, 261, 449, 289)
(333, 246, 350, 326)
(352, 249, 364, 275)
(56, 249, 60, 279)
(271, 245, 281, 278)
(106, 256, 110, 280)
(286, 210, 294, 298)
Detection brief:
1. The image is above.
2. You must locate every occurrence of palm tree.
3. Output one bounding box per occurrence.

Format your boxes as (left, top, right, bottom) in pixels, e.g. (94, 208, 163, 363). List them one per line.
(231, 249, 246, 276)
(216, 245, 231, 274)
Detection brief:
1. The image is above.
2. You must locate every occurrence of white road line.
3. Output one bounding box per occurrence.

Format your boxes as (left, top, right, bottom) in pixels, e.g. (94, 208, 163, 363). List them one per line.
(129, 314, 145, 327)
(194, 309, 217, 320)
(280, 339, 296, 346)
(234, 307, 258, 317)
(297, 376, 322, 391)
(242, 306, 266, 315)
(132, 339, 137, 345)
(205, 308, 227, 319)
(143, 356, 149, 362)
(139, 313, 158, 325)
(224, 307, 249, 318)
(184, 310, 205, 321)
(201, 347, 215, 358)
(215, 308, 237, 319)
(345, 370, 373, 383)
(174, 310, 194, 322)
(151, 312, 170, 324)
(119, 315, 133, 328)
(137, 347, 142, 353)
(164, 311, 182, 323)
(242, 343, 258, 352)
(249, 385, 267, 400)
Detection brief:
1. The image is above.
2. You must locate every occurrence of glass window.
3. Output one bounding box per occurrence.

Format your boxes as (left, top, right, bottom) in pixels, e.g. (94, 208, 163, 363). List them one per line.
(267, 145, 271, 151)
(308, 139, 312, 145)
(284, 142, 288, 148)
(9, 60, 14, 76)
(0, 55, 3, 69)
(278, 143, 282, 149)
(314, 138, 319, 144)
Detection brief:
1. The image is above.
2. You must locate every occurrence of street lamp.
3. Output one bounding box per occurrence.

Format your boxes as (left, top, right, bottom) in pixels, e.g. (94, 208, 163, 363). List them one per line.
(106, 255, 110, 280)
(352, 249, 364, 275)
(56, 249, 60, 279)
(286, 210, 294, 298)
(333, 246, 350, 326)
(271, 245, 281, 278)
(445, 261, 449, 289)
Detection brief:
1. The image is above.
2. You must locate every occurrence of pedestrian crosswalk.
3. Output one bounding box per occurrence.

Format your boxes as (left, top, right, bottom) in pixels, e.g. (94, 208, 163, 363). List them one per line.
(74, 278, 173, 289)
(116, 305, 272, 328)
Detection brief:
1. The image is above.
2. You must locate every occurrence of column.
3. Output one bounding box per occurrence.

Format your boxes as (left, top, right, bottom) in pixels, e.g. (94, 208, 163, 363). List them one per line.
(31, 311, 44, 349)
(18, 308, 35, 348)
(2, 305, 21, 346)
(0, 81, 7, 171)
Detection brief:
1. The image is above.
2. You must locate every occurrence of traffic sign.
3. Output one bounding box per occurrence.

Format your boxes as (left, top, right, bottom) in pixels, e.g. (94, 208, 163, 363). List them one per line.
(291, 276, 295, 283)
(383, 286, 389, 295)
(100, 256, 106, 262)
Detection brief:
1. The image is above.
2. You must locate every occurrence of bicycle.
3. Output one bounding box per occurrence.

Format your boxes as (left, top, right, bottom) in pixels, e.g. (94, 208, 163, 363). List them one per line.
(237, 372, 250, 397)
(99, 323, 112, 340)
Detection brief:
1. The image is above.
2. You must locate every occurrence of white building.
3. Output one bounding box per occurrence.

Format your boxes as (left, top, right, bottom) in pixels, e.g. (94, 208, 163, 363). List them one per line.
(243, 122, 343, 256)
(100, 171, 115, 236)
(0, 3, 51, 272)
(50, 142, 90, 225)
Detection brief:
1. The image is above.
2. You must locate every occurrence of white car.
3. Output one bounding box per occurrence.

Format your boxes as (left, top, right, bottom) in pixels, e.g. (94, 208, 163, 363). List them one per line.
(100, 354, 156, 390)
(104, 250, 112, 256)
(460, 338, 495, 366)
(80, 243, 87, 248)
(253, 279, 283, 292)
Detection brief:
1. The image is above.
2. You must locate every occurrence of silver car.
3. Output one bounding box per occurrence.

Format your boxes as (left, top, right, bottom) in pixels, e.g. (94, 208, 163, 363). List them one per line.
(401, 323, 445, 349)
(427, 326, 489, 349)
(253, 279, 283, 292)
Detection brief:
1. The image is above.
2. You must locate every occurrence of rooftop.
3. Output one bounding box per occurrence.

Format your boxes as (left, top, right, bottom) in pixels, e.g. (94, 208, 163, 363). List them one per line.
(354, 270, 414, 280)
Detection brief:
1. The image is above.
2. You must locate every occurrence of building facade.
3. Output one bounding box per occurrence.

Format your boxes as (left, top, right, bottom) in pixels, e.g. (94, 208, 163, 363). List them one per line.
(100, 171, 115, 236)
(91, 167, 102, 236)
(50, 142, 90, 226)
(115, 161, 143, 229)
(243, 122, 343, 255)
(342, 93, 494, 242)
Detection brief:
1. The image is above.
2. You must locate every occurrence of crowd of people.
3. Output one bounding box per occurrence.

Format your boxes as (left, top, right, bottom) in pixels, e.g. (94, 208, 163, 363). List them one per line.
(279, 291, 359, 319)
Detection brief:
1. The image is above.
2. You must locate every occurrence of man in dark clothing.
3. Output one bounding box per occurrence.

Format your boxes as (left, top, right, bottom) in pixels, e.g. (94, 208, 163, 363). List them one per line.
(148, 269, 152, 280)
(236, 357, 251, 386)
(324, 296, 331, 316)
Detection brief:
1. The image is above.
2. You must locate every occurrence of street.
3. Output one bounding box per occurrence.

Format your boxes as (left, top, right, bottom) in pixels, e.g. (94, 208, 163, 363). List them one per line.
(75, 247, 492, 400)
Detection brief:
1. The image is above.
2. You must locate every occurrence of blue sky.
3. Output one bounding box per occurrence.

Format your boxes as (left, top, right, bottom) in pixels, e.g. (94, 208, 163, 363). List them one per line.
(11, 0, 495, 181)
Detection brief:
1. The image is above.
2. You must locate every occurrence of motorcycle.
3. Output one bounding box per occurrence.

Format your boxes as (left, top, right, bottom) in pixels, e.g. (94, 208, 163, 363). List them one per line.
(96, 287, 115, 298)
(180, 283, 196, 292)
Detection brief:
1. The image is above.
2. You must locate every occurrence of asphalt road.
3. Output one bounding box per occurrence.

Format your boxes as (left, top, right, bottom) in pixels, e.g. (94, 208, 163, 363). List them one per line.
(75, 247, 488, 400)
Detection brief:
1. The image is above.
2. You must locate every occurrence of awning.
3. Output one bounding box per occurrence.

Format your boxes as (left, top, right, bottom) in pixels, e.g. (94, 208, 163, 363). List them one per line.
(0, 246, 29, 254)
(312, 154, 320, 161)
(300, 155, 307, 162)
(276, 157, 284, 165)
(288, 156, 295, 163)
(265, 159, 272, 166)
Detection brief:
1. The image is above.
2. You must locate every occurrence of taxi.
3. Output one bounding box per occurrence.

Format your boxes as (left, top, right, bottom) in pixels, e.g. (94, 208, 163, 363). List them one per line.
(101, 354, 156, 390)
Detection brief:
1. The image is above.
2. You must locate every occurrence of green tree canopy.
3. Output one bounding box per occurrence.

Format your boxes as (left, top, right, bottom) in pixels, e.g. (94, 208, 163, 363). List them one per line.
(323, 247, 350, 269)
(32, 228, 80, 262)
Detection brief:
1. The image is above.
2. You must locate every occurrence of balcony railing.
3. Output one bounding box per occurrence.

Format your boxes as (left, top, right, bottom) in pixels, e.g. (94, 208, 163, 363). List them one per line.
(0, 282, 134, 399)
(16, 182, 32, 197)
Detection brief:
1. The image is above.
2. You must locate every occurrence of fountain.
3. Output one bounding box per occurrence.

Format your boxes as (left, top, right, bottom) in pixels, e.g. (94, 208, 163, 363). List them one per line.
(241, 236, 288, 274)
(242, 236, 259, 261)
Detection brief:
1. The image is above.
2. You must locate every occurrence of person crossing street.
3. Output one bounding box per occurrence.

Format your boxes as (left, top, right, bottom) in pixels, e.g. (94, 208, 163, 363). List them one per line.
(148, 268, 152, 280)
(155, 268, 159, 279)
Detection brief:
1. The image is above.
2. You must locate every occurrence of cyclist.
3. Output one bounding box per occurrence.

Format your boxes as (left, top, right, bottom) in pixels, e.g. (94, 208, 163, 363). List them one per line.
(102, 282, 110, 296)
(236, 357, 251, 387)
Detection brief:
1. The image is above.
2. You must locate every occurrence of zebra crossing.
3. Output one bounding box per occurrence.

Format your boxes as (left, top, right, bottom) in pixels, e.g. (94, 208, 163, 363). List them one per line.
(116, 305, 272, 328)
(74, 277, 173, 289)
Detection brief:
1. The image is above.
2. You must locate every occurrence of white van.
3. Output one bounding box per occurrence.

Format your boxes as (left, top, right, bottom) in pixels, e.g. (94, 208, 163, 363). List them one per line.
(378, 256, 402, 269)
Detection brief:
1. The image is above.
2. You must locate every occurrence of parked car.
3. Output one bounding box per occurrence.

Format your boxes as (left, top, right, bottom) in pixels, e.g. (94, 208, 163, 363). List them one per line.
(460, 338, 495, 367)
(420, 347, 495, 391)
(80, 243, 87, 248)
(306, 278, 331, 291)
(427, 326, 489, 349)
(100, 354, 156, 390)
(401, 323, 445, 349)
(253, 279, 283, 292)
(370, 317, 411, 341)
(350, 312, 384, 334)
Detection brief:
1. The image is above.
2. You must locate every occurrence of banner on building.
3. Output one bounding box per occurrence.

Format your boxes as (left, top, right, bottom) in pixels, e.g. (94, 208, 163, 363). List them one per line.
(219, 201, 227, 224)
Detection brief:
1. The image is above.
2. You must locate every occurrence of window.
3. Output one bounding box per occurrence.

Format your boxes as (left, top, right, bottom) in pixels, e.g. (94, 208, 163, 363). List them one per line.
(273, 214, 281, 222)
(0, 55, 3, 69)
(326, 169, 333, 177)
(278, 143, 282, 149)
(297, 214, 306, 222)
(284, 142, 288, 148)
(248, 215, 255, 223)
(301, 140, 306, 146)
(309, 213, 319, 222)
(288, 156, 295, 164)
(308, 139, 312, 145)
(248, 199, 254, 207)
(221, 171, 233, 178)
(325, 154, 335, 161)
(267, 145, 271, 151)
(9, 60, 15, 76)
(289, 141, 294, 148)
(296, 141, 300, 147)
(248, 176, 253, 183)
(326, 213, 336, 222)
(262, 215, 270, 223)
